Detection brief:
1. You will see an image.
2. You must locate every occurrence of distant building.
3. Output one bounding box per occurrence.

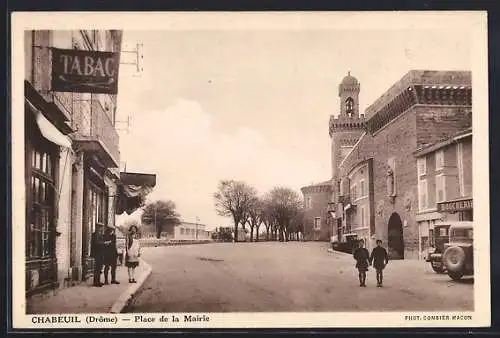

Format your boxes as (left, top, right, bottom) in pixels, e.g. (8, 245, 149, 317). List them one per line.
(300, 181, 333, 241)
(140, 221, 212, 241)
(175, 222, 211, 241)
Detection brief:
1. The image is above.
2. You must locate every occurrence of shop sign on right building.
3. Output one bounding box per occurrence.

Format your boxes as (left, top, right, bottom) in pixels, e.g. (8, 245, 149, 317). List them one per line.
(414, 127, 473, 260)
(331, 70, 472, 260)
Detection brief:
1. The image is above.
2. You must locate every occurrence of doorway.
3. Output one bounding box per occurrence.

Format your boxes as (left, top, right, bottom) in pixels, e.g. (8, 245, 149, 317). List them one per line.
(388, 212, 404, 259)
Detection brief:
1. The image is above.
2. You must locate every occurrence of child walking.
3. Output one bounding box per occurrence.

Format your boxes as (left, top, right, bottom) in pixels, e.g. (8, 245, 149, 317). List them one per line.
(353, 239, 370, 287)
(370, 239, 389, 287)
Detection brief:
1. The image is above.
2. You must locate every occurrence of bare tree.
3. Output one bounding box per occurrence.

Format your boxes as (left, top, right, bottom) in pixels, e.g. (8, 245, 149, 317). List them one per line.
(213, 180, 257, 242)
(240, 209, 250, 242)
(246, 196, 264, 242)
(261, 199, 273, 241)
(289, 206, 305, 241)
(265, 187, 303, 242)
(261, 200, 272, 241)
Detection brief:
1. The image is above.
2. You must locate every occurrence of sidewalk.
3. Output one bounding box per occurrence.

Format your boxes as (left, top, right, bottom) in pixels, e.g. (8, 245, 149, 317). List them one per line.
(26, 259, 151, 314)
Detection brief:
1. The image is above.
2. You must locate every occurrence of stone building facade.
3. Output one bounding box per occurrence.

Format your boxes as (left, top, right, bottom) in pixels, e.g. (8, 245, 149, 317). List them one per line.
(414, 128, 472, 259)
(300, 181, 333, 241)
(24, 30, 155, 297)
(331, 70, 472, 259)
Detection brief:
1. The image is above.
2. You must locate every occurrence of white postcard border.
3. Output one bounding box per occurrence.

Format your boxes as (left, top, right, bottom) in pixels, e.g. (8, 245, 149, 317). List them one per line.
(10, 11, 490, 329)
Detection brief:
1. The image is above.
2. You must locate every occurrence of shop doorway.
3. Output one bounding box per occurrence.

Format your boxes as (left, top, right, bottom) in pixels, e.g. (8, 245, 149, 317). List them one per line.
(388, 212, 404, 259)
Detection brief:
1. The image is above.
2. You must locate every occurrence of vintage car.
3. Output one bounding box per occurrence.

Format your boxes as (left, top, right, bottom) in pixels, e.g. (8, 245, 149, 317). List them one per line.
(442, 222, 474, 281)
(426, 222, 452, 273)
(331, 233, 359, 254)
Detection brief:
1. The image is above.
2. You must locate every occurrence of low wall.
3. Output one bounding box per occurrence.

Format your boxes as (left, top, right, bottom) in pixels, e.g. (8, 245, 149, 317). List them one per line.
(139, 238, 212, 247)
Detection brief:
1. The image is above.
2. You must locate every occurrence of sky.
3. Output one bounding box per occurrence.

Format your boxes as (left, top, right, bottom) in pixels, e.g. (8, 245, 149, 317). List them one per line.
(114, 22, 471, 230)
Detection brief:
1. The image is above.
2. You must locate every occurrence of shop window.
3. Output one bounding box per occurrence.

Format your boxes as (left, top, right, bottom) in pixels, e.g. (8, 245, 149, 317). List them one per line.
(86, 182, 106, 255)
(27, 147, 56, 259)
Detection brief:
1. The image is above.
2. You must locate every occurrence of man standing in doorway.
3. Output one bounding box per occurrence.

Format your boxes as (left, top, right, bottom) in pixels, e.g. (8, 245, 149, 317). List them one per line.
(90, 224, 105, 287)
(370, 239, 389, 287)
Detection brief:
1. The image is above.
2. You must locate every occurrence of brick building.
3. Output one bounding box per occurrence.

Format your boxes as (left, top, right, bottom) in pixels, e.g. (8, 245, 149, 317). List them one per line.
(414, 128, 472, 259)
(24, 30, 156, 296)
(300, 181, 333, 241)
(331, 70, 472, 258)
(301, 73, 365, 242)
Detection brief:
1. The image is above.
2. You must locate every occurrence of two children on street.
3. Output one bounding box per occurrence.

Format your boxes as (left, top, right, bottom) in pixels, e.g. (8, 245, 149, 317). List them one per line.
(353, 239, 389, 287)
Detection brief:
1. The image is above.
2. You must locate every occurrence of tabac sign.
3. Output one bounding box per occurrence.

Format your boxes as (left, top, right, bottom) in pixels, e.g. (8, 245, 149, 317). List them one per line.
(437, 198, 473, 213)
(51, 48, 120, 94)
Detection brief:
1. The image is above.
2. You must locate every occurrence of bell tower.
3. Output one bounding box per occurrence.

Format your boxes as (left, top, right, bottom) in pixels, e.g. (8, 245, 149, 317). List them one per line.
(329, 72, 366, 185)
(339, 71, 361, 117)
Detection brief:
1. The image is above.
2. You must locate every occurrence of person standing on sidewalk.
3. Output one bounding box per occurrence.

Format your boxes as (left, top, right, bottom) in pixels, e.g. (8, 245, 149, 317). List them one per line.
(103, 227, 120, 285)
(90, 224, 105, 287)
(125, 225, 141, 283)
(353, 239, 370, 287)
(370, 239, 389, 287)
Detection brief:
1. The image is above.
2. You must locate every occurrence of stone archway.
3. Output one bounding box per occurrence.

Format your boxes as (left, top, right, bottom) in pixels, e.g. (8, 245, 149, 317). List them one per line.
(388, 212, 404, 260)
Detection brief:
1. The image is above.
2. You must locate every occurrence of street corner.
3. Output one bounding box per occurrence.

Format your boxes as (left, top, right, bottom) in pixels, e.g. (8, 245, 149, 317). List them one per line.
(109, 258, 153, 314)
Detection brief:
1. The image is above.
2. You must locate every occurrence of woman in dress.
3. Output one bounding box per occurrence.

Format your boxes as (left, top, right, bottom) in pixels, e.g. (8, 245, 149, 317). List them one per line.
(125, 225, 141, 283)
(353, 239, 370, 287)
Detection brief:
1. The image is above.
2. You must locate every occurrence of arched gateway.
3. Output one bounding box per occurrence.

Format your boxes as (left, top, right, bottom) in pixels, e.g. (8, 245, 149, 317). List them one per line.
(388, 212, 404, 259)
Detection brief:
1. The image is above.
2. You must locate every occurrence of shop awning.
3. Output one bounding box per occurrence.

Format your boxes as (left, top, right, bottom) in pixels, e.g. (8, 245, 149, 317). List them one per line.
(27, 99, 72, 148)
(116, 172, 157, 215)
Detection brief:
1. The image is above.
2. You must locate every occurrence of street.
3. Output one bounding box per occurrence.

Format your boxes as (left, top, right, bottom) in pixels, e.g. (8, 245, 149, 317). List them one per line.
(128, 242, 473, 312)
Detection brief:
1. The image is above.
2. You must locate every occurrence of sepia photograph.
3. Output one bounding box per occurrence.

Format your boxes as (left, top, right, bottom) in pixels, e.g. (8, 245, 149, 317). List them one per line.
(10, 11, 489, 328)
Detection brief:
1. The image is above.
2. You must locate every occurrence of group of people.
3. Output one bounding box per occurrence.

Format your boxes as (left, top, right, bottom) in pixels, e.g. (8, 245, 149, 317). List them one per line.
(353, 239, 389, 287)
(90, 224, 142, 287)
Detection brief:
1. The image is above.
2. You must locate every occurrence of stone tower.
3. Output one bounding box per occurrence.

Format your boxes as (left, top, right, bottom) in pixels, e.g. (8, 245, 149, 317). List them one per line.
(329, 72, 367, 188)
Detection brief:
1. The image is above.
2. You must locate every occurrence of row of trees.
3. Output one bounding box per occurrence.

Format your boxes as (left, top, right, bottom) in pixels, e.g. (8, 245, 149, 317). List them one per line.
(213, 180, 305, 242)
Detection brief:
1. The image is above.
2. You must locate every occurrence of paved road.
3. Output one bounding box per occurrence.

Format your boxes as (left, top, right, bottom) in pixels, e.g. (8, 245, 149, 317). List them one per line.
(128, 242, 473, 312)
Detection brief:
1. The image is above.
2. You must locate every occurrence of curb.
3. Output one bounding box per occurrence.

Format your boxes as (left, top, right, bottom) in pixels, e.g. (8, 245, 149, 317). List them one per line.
(109, 258, 152, 313)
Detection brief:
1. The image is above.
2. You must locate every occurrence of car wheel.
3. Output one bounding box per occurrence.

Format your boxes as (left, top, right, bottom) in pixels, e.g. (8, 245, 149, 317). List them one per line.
(443, 246, 466, 274)
(448, 271, 464, 281)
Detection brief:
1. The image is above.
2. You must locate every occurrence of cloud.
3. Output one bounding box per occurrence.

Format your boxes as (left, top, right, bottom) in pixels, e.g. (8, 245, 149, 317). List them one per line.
(117, 98, 329, 229)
